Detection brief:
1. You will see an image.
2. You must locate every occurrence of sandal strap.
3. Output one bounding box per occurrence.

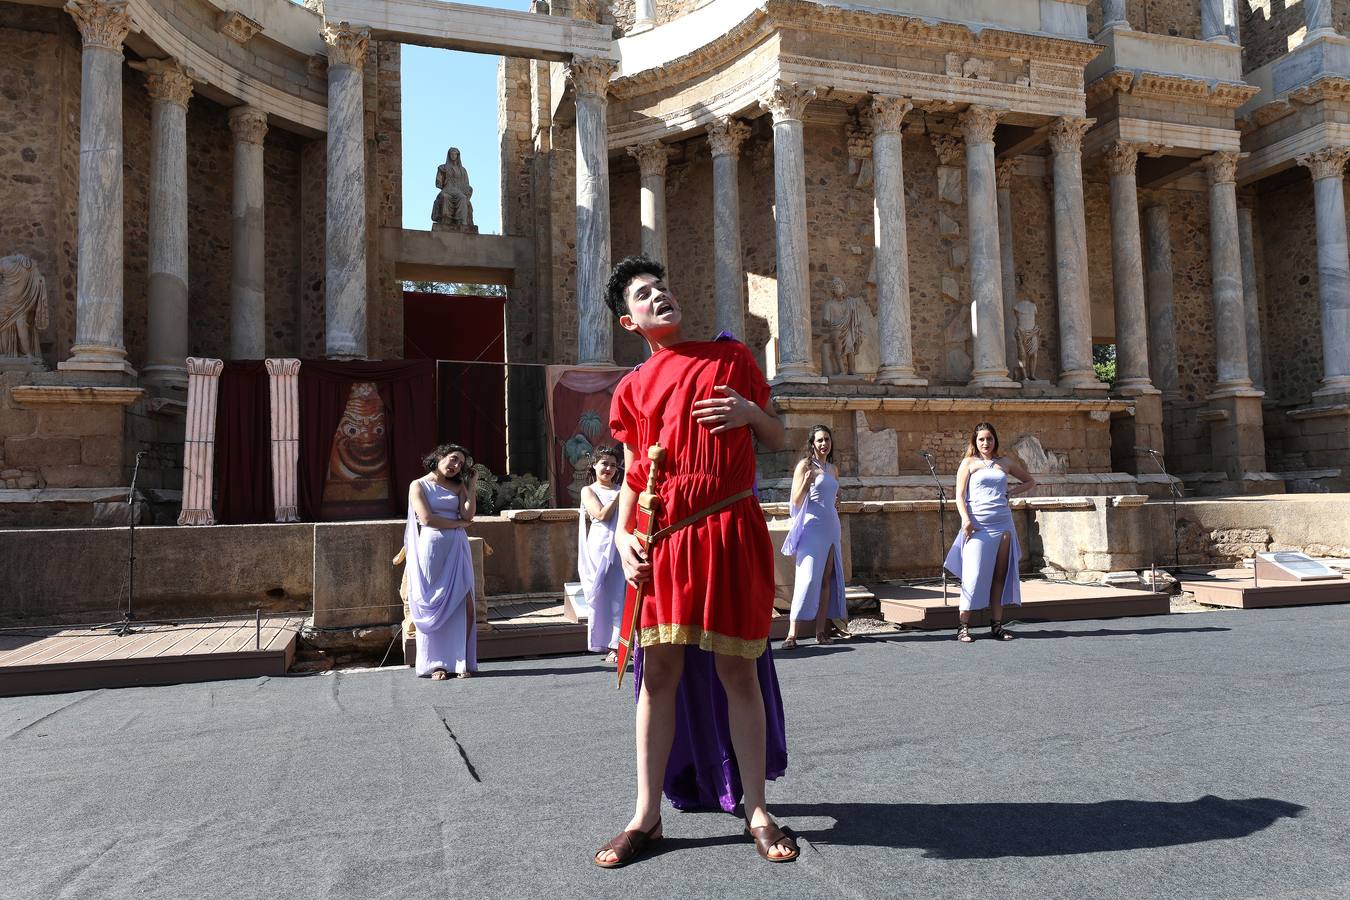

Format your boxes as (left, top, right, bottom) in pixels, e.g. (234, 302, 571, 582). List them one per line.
(595, 820, 661, 867)
(746, 821, 799, 861)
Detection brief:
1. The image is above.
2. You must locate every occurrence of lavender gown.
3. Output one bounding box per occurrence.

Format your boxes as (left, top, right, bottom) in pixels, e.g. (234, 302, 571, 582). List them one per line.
(578, 484, 624, 652)
(943, 459, 1023, 613)
(784, 463, 847, 623)
(405, 478, 478, 675)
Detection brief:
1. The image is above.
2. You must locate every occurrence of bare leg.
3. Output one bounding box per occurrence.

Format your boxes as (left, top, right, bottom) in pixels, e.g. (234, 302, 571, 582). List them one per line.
(714, 653, 794, 860)
(595, 643, 684, 865)
(989, 533, 1014, 640)
(814, 546, 836, 643)
(458, 592, 476, 677)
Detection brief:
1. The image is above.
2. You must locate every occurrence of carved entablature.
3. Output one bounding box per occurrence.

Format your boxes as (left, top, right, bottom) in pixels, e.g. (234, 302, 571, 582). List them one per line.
(1236, 100, 1295, 135)
(1289, 76, 1350, 106)
(218, 10, 263, 44)
(1087, 68, 1258, 112)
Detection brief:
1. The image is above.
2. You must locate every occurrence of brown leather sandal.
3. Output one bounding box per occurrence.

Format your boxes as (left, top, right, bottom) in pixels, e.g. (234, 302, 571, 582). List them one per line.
(745, 820, 799, 863)
(593, 819, 662, 869)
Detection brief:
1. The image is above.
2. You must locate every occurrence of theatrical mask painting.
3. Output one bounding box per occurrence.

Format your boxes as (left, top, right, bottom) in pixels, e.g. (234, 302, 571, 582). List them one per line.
(321, 382, 391, 518)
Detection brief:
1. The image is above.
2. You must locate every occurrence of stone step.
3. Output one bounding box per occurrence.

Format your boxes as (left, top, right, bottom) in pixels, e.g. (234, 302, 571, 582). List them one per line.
(875, 578, 1169, 629)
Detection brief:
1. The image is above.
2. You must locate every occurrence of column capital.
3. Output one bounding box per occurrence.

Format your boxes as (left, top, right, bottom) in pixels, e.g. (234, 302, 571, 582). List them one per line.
(1102, 140, 1139, 177)
(134, 57, 195, 109)
(228, 105, 269, 145)
(1048, 116, 1093, 155)
(707, 116, 751, 158)
(759, 81, 816, 123)
(567, 55, 615, 99)
(65, 0, 130, 51)
(265, 357, 302, 377)
(322, 21, 370, 68)
(1297, 146, 1350, 181)
(870, 94, 912, 135)
(1203, 150, 1241, 185)
(959, 105, 1003, 145)
(627, 140, 671, 177)
(995, 157, 1021, 188)
(929, 133, 965, 167)
(186, 357, 225, 377)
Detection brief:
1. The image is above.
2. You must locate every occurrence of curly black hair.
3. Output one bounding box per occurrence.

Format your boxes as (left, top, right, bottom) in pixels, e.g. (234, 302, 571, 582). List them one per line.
(422, 443, 474, 483)
(604, 254, 666, 320)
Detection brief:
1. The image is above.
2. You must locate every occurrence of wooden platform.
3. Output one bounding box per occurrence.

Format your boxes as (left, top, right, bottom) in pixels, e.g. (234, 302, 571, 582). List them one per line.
(876, 579, 1170, 629)
(1179, 569, 1350, 610)
(0, 615, 302, 698)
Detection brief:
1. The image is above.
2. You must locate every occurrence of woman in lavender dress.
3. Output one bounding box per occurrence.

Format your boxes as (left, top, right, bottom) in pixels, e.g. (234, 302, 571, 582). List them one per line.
(943, 422, 1036, 643)
(405, 443, 479, 679)
(782, 425, 848, 649)
(578, 446, 625, 662)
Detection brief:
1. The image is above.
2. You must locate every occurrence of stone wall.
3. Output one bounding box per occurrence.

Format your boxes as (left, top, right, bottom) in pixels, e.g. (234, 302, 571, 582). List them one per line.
(1256, 173, 1322, 407)
(1152, 495, 1350, 564)
(1243, 2, 1350, 74)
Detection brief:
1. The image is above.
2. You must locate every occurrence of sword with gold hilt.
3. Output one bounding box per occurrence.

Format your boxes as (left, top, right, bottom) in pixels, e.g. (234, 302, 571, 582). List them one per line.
(616, 443, 665, 688)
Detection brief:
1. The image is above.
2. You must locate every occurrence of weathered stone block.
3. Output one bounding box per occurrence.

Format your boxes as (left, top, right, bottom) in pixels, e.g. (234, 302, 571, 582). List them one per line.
(5, 435, 80, 467)
(81, 436, 122, 467)
(41, 465, 120, 488)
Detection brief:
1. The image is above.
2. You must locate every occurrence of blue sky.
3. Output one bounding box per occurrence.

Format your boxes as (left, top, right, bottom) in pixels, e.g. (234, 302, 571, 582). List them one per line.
(401, 0, 531, 235)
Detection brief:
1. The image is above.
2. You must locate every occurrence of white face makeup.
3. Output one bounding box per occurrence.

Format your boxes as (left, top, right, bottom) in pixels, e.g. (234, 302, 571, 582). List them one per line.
(619, 273, 682, 340)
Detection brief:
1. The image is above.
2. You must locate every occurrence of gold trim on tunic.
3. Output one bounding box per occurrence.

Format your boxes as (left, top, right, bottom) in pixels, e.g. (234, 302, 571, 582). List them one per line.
(637, 623, 766, 659)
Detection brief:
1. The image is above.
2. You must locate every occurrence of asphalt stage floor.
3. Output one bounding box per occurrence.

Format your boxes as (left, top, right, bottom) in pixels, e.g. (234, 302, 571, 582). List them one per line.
(3, 606, 1348, 900)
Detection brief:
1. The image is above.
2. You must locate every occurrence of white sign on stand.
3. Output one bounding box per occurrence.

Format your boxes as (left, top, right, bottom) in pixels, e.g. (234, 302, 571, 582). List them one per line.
(1253, 552, 1340, 584)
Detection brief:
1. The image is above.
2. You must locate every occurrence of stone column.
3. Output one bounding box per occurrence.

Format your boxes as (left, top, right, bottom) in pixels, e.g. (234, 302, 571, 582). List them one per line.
(631, 0, 655, 32)
(1297, 147, 1350, 396)
(267, 358, 301, 523)
(1048, 117, 1102, 389)
(229, 106, 268, 359)
(1306, 0, 1335, 38)
(1103, 141, 1153, 393)
(569, 56, 616, 366)
(1203, 151, 1254, 392)
(627, 140, 670, 266)
(60, 0, 134, 375)
(872, 95, 926, 386)
(137, 58, 193, 390)
(995, 157, 1020, 380)
(178, 357, 224, 525)
(760, 81, 819, 382)
(1101, 0, 1128, 29)
(962, 106, 1016, 388)
(708, 116, 750, 340)
(323, 22, 369, 359)
(1236, 207, 1266, 392)
(1201, 0, 1237, 43)
(1143, 205, 1180, 400)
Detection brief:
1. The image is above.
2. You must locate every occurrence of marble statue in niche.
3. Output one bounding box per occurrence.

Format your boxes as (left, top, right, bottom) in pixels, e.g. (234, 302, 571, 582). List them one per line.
(432, 147, 478, 234)
(0, 254, 48, 369)
(1013, 297, 1042, 382)
(820, 276, 879, 377)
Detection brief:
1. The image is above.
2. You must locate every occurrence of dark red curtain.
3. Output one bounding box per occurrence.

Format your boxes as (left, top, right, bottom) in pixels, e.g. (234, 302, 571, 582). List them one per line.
(214, 360, 273, 525)
(297, 359, 436, 521)
(437, 361, 506, 476)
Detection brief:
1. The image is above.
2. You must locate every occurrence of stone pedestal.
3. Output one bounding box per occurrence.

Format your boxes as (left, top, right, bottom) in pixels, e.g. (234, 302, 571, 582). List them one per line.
(1207, 389, 1270, 488)
(322, 23, 370, 359)
(708, 117, 750, 340)
(60, 0, 135, 377)
(6, 383, 144, 491)
(1110, 389, 1165, 477)
(570, 57, 616, 366)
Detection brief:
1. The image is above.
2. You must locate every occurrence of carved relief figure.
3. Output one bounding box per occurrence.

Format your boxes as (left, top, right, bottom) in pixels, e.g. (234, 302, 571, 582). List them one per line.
(1010, 433, 1066, 475)
(0, 254, 48, 363)
(1012, 297, 1041, 382)
(432, 147, 477, 233)
(819, 276, 879, 376)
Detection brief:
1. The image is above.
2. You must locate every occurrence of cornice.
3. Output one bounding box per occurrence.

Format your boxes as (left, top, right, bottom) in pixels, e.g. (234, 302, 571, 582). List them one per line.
(1289, 75, 1350, 106)
(1086, 67, 1258, 110)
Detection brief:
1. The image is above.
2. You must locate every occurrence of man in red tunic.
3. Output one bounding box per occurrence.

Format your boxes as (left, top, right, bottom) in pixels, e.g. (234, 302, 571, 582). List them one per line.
(593, 255, 798, 867)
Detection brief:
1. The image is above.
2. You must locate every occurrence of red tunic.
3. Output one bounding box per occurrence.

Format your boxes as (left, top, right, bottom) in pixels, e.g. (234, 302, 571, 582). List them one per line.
(609, 339, 776, 659)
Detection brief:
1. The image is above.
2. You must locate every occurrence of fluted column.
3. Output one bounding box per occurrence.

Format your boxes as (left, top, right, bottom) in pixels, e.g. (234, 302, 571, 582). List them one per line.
(1143, 205, 1180, 400)
(137, 58, 193, 389)
(1103, 141, 1154, 393)
(569, 56, 616, 366)
(178, 357, 224, 526)
(1237, 207, 1266, 392)
(229, 106, 268, 359)
(1306, 0, 1334, 38)
(962, 106, 1016, 388)
(872, 95, 925, 386)
(995, 157, 1020, 380)
(61, 0, 134, 375)
(627, 140, 670, 266)
(323, 22, 369, 359)
(1298, 147, 1350, 396)
(1049, 116, 1101, 389)
(760, 81, 819, 382)
(1203, 151, 1254, 392)
(708, 117, 750, 339)
(267, 358, 302, 523)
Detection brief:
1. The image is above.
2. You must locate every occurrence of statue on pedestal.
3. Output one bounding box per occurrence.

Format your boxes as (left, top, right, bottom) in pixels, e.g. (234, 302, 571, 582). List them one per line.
(432, 147, 477, 234)
(0, 254, 48, 369)
(1013, 297, 1041, 382)
(819, 276, 879, 377)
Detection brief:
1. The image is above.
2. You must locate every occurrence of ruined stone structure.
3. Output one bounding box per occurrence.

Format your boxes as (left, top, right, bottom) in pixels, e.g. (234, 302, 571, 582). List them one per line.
(4, 0, 1350, 527)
